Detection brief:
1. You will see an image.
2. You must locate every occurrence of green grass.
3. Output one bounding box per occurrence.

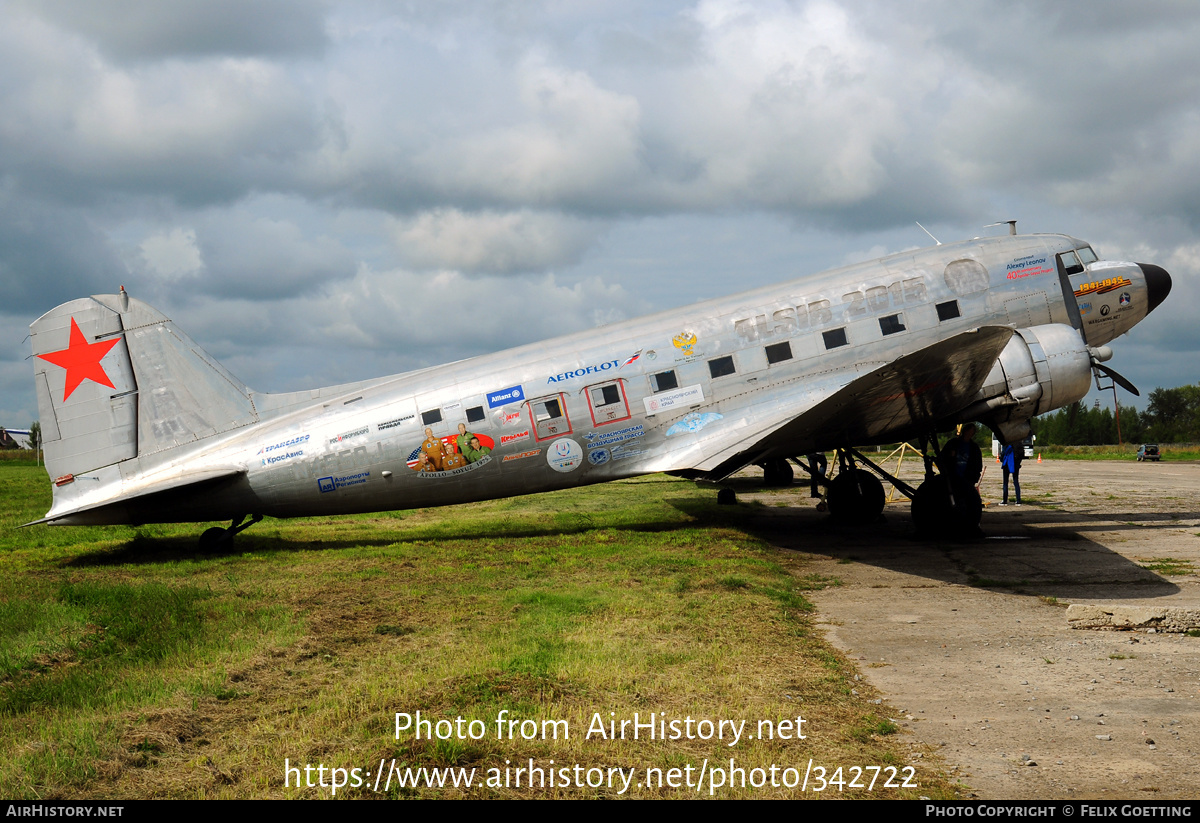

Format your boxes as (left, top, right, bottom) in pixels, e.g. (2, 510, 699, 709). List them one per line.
(1139, 558, 1196, 576)
(0, 465, 954, 799)
(1037, 444, 1200, 461)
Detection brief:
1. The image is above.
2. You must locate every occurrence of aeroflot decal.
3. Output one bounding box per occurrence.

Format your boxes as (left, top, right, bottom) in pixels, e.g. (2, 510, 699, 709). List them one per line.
(1074, 276, 1132, 297)
(547, 359, 621, 384)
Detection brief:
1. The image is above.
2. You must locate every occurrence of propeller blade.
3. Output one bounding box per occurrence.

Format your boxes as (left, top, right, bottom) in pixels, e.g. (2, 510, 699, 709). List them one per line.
(1093, 362, 1140, 397)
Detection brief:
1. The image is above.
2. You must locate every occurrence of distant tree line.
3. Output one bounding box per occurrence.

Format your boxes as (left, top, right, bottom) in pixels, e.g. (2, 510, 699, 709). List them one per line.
(1035, 384, 1200, 445)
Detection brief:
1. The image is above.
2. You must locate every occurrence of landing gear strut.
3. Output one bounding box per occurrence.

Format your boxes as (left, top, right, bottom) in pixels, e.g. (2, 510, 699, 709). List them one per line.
(198, 513, 263, 552)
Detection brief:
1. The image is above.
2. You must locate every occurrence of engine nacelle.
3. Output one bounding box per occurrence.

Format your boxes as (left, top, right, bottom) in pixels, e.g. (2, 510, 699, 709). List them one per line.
(964, 324, 1093, 443)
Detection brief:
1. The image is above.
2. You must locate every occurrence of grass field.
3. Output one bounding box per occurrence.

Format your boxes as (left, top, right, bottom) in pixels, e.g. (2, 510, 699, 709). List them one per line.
(0, 460, 959, 799)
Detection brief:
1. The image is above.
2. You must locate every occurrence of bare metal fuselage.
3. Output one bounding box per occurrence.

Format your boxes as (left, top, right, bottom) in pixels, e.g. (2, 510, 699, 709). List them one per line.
(30, 232, 1170, 527)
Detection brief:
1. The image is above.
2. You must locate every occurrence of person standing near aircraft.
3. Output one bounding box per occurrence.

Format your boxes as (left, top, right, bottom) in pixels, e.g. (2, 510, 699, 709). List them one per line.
(1000, 442, 1023, 505)
(938, 423, 983, 498)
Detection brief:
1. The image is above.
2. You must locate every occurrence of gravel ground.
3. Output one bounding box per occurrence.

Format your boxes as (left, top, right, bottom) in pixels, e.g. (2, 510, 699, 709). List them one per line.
(739, 458, 1200, 800)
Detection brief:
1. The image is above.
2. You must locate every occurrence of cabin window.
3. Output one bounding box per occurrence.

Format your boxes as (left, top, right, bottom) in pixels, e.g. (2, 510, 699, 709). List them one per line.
(936, 300, 961, 321)
(1076, 246, 1098, 265)
(586, 380, 631, 426)
(650, 370, 678, 393)
(529, 394, 572, 441)
(421, 408, 442, 425)
(879, 314, 906, 335)
(1058, 250, 1084, 276)
(822, 328, 848, 349)
(765, 341, 793, 364)
(708, 355, 736, 378)
(466, 405, 485, 423)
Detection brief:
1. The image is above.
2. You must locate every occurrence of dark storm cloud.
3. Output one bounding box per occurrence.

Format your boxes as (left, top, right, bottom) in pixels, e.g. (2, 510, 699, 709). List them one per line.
(0, 193, 125, 316)
(4, 0, 1200, 427)
(15, 0, 329, 61)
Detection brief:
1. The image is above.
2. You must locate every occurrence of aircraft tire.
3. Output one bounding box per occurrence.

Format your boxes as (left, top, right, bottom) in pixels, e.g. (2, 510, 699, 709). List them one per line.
(199, 527, 230, 552)
(827, 469, 885, 521)
(762, 458, 794, 487)
(913, 476, 982, 538)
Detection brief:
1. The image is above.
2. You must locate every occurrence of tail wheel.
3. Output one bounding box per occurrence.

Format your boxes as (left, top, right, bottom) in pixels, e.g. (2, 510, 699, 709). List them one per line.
(198, 527, 230, 552)
(827, 469, 885, 521)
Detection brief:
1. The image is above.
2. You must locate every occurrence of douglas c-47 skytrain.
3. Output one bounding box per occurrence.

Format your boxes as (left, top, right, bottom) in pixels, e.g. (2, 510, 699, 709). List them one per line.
(29, 225, 1171, 546)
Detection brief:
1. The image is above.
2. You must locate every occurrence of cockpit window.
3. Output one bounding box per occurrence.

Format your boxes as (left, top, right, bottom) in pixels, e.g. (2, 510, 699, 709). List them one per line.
(1059, 250, 1084, 275)
(1076, 246, 1098, 265)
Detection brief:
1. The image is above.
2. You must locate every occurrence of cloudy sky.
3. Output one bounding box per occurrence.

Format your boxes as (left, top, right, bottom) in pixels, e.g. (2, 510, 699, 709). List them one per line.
(4, 0, 1198, 428)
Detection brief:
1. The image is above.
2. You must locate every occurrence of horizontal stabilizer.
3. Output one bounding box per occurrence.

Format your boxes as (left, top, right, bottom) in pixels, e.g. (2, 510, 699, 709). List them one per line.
(25, 466, 246, 527)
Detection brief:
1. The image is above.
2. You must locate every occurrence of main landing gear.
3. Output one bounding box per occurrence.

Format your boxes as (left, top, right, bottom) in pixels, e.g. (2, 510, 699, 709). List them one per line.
(198, 513, 263, 552)
(824, 449, 886, 521)
(910, 435, 983, 539)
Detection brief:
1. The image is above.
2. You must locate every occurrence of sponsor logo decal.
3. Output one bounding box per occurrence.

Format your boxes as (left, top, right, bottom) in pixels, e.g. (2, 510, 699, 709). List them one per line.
(546, 438, 584, 472)
(499, 410, 524, 426)
(619, 350, 642, 369)
(1078, 301, 1093, 316)
(500, 429, 531, 446)
(666, 412, 724, 437)
(611, 445, 649, 461)
(643, 384, 704, 414)
(1074, 276, 1132, 297)
(584, 424, 644, 449)
(258, 434, 310, 462)
(1100, 305, 1110, 316)
(330, 426, 368, 444)
(317, 471, 370, 493)
(1004, 254, 1051, 279)
(1119, 292, 1131, 306)
(587, 448, 610, 466)
(503, 449, 542, 462)
(547, 360, 620, 384)
(487, 384, 525, 408)
(377, 414, 414, 431)
(263, 450, 304, 466)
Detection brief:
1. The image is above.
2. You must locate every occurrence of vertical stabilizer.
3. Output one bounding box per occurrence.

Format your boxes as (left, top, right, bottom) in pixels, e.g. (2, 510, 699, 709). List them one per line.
(31, 295, 260, 482)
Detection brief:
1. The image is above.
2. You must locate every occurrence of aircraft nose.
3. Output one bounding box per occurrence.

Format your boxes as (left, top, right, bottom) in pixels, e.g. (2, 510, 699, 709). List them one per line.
(1139, 263, 1172, 314)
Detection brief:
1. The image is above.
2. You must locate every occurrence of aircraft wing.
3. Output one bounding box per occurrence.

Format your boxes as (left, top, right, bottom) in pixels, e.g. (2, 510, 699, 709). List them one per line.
(677, 326, 1016, 480)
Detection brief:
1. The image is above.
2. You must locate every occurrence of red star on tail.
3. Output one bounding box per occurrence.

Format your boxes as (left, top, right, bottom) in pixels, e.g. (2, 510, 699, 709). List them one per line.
(36, 317, 121, 401)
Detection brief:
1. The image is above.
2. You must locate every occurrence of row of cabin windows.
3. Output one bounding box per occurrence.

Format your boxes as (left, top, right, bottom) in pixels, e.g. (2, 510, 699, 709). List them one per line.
(421, 405, 489, 427)
(419, 298, 970, 423)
